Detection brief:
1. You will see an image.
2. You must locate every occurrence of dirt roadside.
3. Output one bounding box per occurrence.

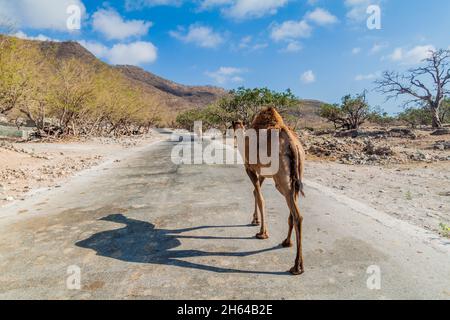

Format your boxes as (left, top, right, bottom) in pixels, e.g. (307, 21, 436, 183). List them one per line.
(305, 161, 450, 236)
(0, 131, 165, 207)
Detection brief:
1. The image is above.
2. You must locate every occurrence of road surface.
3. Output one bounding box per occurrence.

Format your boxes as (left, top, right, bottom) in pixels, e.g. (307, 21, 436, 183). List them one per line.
(0, 136, 449, 299)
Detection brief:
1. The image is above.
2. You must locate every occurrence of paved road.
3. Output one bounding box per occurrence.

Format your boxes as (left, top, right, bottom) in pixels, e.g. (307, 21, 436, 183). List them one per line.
(0, 136, 449, 299)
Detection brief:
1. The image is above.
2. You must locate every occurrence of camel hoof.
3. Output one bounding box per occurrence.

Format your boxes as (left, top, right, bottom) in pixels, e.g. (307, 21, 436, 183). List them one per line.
(256, 232, 269, 240)
(251, 220, 260, 226)
(289, 266, 304, 276)
(281, 240, 293, 248)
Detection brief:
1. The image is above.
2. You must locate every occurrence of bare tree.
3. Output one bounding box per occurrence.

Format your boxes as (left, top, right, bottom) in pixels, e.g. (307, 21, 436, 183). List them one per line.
(375, 49, 450, 128)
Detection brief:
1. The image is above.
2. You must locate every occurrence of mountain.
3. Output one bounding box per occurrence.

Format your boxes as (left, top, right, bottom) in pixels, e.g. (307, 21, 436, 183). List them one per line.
(35, 40, 226, 112)
(1, 35, 326, 128)
(116, 65, 226, 110)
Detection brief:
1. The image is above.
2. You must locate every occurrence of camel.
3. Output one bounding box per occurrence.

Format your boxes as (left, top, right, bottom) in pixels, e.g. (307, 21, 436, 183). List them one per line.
(230, 121, 244, 148)
(232, 107, 306, 275)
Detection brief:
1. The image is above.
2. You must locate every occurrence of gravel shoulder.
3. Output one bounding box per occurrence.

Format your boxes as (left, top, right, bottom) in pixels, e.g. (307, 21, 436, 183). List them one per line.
(0, 131, 165, 207)
(305, 160, 450, 236)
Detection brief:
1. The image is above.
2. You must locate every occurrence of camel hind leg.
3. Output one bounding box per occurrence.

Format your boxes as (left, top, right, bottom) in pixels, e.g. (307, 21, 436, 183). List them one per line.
(282, 214, 294, 248)
(286, 192, 304, 275)
(274, 176, 294, 249)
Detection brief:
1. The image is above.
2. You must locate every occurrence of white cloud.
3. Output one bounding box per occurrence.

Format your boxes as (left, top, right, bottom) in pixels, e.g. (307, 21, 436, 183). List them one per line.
(125, 0, 183, 10)
(170, 24, 224, 48)
(78, 40, 109, 57)
(345, 0, 368, 22)
(301, 70, 316, 84)
(387, 45, 435, 65)
(281, 41, 302, 53)
(92, 8, 152, 40)
(355, 71, 380, 81)
(369, 42, 387, 54)
(237, 35, 268, 51)
(352, 47, 361, 55)
(345, 0, 381, 23)
(198, 0, 233, 11)
(205, 66, 246, 85)
(197, 0, 288, 19)
(270, 20, 312, 42)
(305, 8, 338, 26)
(13, 30, 58, 42)
(79, 40, 158, 66)
(239, 35, 252, 48)
(0, 0, 86, 31)
(108, 42, 157, 65)
(270, 7, 336, 46)
(225, 0, 289, 19)
(388, 48, 403, 61)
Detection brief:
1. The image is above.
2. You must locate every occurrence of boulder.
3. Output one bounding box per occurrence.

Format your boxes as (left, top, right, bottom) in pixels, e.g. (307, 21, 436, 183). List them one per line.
(433, 141, 450, 150)
(334, 130, 359, 138)
(388, 128, 417, 139)
(431, 128, 450, 136)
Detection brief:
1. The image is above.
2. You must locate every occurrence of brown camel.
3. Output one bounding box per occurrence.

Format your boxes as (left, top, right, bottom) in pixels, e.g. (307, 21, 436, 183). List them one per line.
(232, 107, 306, 275)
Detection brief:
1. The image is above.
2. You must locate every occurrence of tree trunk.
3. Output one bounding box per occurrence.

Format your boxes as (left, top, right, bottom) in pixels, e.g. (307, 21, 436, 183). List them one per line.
(431, 105, 442, 128)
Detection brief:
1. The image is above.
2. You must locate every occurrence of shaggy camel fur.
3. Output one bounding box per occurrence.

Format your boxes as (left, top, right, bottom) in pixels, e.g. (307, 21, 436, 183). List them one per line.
(233, 108, 306, 275)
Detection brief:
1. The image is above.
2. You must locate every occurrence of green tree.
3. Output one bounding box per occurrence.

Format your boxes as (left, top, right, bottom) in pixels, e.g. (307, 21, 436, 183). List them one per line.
(176, 87, 299, 130)
(440, 98, 450, 124)
(219, 87, 298, 125)
(0, 37, 38, 116)
(176, 109, 205, 131)
(318, 103, 342, 129)
(319, 92, 371, 130)
(44, 58, 95, 135)
(397, 107, 432, 128)
(368, 107, 395, 127)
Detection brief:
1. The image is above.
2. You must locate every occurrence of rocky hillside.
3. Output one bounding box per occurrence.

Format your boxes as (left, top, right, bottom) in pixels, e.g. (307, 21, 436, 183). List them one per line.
(7, 36, 226, 114)
(116, 65, 226, 110)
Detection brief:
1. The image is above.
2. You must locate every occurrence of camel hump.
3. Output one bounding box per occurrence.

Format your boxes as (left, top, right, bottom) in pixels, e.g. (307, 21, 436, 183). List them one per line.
(251, 107, 285, 130)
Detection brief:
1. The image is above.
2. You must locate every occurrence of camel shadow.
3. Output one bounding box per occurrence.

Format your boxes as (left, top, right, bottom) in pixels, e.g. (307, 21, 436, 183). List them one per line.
(76, 214, 287, 275)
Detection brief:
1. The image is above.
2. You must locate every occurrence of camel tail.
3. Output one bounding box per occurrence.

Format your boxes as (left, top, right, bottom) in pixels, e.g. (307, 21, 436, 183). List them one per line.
(285, 128, 305, 198)
(294, 161, 305, 198)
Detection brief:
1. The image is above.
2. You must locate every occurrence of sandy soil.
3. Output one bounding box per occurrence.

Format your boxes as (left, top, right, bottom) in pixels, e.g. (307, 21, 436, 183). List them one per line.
(0, 131, 164, 207)
(305, 160, 450, 236)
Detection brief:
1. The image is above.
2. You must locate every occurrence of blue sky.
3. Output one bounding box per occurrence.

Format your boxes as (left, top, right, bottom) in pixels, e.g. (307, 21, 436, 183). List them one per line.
(1, 0, 450, 113)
